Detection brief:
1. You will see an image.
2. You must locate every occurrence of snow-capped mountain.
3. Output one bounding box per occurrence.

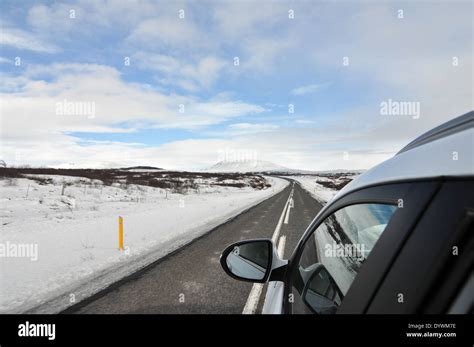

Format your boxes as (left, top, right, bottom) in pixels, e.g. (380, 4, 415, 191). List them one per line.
(205, 160, 366, 175)
(205, 160, 291, 173)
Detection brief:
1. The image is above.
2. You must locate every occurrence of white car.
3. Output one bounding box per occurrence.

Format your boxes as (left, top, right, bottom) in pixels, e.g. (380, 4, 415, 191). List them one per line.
(220, 111, 473, 314)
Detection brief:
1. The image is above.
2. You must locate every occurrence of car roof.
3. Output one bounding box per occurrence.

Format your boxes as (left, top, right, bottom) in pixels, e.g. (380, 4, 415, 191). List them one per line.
(334, 111, 474, 201)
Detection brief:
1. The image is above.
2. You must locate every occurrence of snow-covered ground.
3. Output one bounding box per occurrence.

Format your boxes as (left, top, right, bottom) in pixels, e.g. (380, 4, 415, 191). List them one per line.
(290, 176, 339, 204)
(0, 174, 288, 313)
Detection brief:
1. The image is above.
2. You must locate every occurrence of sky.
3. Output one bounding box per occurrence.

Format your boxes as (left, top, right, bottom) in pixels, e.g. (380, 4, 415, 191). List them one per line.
(0, 0, 472, 170)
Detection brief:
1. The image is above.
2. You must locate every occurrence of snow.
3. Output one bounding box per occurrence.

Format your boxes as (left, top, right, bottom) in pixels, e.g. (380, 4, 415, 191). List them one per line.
(0, 175, 288, 313)
(290, 175, 338, 204)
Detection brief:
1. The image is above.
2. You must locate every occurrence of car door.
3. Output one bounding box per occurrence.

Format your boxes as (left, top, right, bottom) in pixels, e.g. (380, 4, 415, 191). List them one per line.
(283, 181, 441, 314)
(367, 180, 474, 313)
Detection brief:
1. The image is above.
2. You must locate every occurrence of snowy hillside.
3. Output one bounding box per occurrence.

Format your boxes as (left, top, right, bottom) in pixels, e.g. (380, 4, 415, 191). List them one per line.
(206, 160, 365, 175)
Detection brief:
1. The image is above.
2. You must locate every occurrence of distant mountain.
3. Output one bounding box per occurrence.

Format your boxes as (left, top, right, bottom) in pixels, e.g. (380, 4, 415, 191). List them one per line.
(204, 160, 365, 175)
(205, 160, 290, 173)
(120, 166, 164, 171)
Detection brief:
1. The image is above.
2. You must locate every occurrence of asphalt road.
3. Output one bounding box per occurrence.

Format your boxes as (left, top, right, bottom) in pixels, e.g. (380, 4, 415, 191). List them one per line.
(64, 179, 323, 314)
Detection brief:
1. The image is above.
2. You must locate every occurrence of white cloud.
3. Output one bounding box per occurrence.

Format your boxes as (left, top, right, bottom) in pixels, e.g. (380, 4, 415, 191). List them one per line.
(0, 62, 266, 136)
(0, 57, 12, 64)
(202, 122, 279, 137)
(127, 17, 206, 50)
(0, 133, 236, 170)
(134, 52, 227, 91)
(291, 83, 328, 96)
(227, 123, 279, 134)
(153, 99, 267, 129)
(27, 4, 70, 32)
(295, 119, 316, 124)
(0, 27, 59, 53)
(191, 100, 265, 118)
(0, 126, 393, 171)
(211, 2, 298, 73)
(242, 36, 294, 72)
(303, 2, 472, 129)
(26, 1, 160, 38)
(0, 61, 263, 170)
(229, 123, 278, 130)
(182, 56, 227, 89)
(212, 2, 286, 40)
(0, 1, 471, 171)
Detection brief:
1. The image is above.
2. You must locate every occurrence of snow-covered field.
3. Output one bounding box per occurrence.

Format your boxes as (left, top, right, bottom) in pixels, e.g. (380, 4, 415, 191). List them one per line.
(0, 174, 288, 313)
(290, 173, 360, 204)
(290, 176, 338, 203)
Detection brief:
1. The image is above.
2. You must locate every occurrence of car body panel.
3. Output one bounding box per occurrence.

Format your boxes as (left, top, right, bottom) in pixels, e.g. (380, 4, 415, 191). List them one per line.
(239, 112, 474, 314)
(262, 281, 284, 314)
(280, 181, 440, 314)
(335, 125, 473, 203)
(367, 180, 474, 313)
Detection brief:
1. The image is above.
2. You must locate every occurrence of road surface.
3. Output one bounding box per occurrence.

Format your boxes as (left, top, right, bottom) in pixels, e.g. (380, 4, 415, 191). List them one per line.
(63, 180, 323, 314)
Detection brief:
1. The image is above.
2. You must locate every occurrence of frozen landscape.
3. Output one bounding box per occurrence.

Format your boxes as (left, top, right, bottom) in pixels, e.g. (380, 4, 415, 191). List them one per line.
(289, 172, 360, 203)
(0, 168, 288, 313)
(206, 159, 360, 204)
(0, 162, 359, 314)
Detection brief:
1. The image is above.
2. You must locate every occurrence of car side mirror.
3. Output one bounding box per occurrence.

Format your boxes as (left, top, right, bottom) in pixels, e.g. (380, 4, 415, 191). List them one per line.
(302, 263, 343, 314)
(220, 239, 285, 283)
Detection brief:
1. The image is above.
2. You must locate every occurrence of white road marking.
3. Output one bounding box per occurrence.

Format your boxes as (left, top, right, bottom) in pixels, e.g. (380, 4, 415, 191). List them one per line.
(242, 186, 293, 314)
(271, 187, 293, 244)
(284, 188, 294, 224)
(242, 283, 264, 314)
(277, 235, 286, 258)
(284, 197, 293, 224)
(284, 209, 289, 224)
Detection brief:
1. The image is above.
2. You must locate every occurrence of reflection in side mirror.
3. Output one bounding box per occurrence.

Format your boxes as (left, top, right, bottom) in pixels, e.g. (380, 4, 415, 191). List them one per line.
(302, 263, 343, 314)
(220, 239, 272, 283)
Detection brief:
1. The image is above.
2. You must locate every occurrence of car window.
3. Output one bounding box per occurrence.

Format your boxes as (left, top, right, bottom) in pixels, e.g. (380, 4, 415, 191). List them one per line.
(291, 203, 397, 314)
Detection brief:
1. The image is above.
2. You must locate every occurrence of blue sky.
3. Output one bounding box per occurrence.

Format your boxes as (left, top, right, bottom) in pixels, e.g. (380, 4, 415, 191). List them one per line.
(0, 0, 472, 170)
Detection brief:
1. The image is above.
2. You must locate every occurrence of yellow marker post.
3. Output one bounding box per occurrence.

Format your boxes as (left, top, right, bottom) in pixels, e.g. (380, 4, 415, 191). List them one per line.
(118, 216, 124, 251)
